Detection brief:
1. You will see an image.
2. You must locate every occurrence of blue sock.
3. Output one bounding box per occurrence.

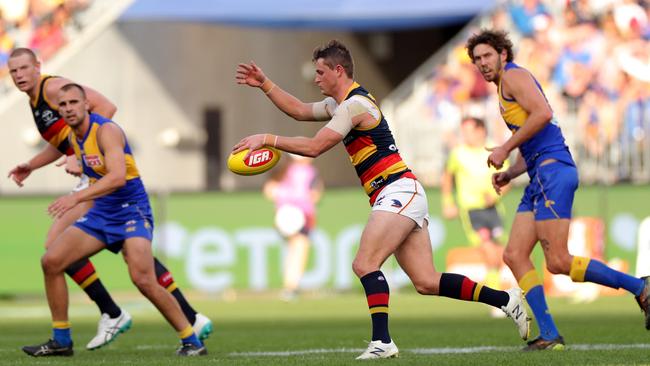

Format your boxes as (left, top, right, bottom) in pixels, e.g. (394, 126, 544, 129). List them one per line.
(52, 327, 72, 346)
(525, 285, 560, 340)
(182, 333, 202, 347)
(585, 260, 645, 296)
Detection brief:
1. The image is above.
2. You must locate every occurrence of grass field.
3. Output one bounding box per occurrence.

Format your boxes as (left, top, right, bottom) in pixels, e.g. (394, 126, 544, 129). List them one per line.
(2, 291, 649, 365)
(1, 185, 648, 364)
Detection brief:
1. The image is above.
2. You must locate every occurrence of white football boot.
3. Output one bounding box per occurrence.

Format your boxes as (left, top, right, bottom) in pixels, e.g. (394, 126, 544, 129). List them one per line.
(86, 310, 132, 350)
(356, 340, 399, 360)
(501, 288, 531, 340)
(192, 313, 213, 340)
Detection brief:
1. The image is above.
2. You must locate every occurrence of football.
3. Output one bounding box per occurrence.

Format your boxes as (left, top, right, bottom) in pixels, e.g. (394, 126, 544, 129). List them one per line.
(227, 147, 282, 175)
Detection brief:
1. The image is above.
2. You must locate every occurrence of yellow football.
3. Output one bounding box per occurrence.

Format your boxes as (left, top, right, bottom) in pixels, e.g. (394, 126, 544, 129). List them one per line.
(227, 147, 282, 175)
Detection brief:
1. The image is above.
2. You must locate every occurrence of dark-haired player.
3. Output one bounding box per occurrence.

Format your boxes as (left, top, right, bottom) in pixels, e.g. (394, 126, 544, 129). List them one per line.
(466, 29, 649, 350)
(234, 39, 530, 359)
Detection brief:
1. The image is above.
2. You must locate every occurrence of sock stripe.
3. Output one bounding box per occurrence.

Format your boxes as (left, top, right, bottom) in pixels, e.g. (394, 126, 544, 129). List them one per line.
(367, 293, 389, 307)
(570, 256, 590, 282)
(178, 325, 194, 339)
(53, 321, 70, 329)
(166, 282, 178, 293)
(79, 273, 99, 289)
(71, 262, 96, 283)
(460, 277, 476, 300)
(369, 306, 389, 314)
(518, 270, 542, 292)
(472, 283, 484, 302)
(158, 272, 174, 288)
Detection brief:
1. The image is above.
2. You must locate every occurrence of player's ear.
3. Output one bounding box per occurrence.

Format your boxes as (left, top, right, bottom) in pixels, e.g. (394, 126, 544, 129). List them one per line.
(336, 64, 345, 77)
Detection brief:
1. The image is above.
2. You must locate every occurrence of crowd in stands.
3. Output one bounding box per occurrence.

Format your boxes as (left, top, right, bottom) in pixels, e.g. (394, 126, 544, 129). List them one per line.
(0, 0, 90, 81)
(424, 0, 650, 184)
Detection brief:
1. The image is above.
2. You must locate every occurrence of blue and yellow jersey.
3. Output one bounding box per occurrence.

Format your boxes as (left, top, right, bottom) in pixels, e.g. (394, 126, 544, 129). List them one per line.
(30, 75, 73, 155)
(68, 113, 148, 208)
(341, 83, 416, 205)
(498, 62, 574, 171)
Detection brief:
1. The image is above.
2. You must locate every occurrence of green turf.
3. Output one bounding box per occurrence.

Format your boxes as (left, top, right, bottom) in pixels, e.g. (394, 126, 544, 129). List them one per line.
(1, 292, 648, 365)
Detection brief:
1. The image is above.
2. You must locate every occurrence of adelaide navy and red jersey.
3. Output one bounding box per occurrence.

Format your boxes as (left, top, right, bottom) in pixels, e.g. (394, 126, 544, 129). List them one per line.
(30, 75, 73, 155)
(341, 83, 416, 205)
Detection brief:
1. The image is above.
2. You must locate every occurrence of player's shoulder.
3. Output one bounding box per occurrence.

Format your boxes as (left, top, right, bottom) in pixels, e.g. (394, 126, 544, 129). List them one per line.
(43, 75, 72, 89)
(321, 96, 339, 110)
(502, 65, 533, 85)
(95, 116, 120, 134)
(43, 76, 73, 98)
(340, 94, 377, 112)
(90, 113, 114, 124)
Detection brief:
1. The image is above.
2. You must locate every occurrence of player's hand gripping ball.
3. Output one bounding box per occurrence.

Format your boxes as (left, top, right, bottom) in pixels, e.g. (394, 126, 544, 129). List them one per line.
(227, 147, 282, 175)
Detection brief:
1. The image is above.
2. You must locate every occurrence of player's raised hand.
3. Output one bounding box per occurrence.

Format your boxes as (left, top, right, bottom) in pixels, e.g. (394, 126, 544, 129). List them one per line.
(492, 171, 511, 195)
(8, 163, 32, 187)
(236, 61, 267, 88)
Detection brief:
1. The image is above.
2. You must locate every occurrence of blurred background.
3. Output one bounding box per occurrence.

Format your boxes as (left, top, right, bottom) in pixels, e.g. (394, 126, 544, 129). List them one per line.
(0, 0, 648, 299)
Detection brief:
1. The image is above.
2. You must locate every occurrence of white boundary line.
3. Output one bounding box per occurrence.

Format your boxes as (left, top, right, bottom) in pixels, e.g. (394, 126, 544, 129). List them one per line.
(229, 343, 650, 357)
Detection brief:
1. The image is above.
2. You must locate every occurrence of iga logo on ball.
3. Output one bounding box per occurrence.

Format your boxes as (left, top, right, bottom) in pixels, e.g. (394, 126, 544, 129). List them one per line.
(227, 147, 281, 175)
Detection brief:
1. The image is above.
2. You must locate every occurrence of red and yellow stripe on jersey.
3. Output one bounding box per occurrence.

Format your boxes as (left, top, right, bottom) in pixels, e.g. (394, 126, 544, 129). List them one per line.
(30, 75, 73, 155)
(342, 83, 416, 205)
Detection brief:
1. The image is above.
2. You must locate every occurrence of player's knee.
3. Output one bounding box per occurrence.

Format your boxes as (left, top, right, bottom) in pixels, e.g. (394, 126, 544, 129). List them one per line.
(412, 279, 438, 295)
(41, 252, 64, 275)
(130, 273, 157, 295)
(545, 256, 571, 275)
(351, 259, 377, 278)
(502, 246, 522, 268)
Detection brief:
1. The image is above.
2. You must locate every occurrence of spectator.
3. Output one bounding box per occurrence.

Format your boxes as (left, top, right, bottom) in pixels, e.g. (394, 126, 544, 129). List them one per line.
(0, 17, 14, 77)
(509, 0, 549, 37)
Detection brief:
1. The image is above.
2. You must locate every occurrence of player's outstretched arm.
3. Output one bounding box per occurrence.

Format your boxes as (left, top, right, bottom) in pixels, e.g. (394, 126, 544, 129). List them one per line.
(84, 85, 117, 119)
(8, 143, 63, 187)
(45, 77, 117, 119)
(236, 61, 325, 121)
(233, 126, 342, 160)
